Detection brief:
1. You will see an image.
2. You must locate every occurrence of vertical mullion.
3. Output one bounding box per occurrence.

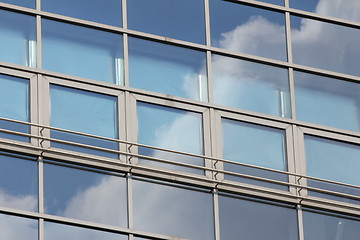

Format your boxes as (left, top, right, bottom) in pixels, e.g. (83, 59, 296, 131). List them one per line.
(122, 0, 129, 87)
(35, 0, 41, 10)
(213, 189, 220, 240)
(204, 0, 211, 47)
(297, 205, 305, 240)
(127, 173, 133, 229)
(38, 156, 44, 240)
(36, 15, 42, 69)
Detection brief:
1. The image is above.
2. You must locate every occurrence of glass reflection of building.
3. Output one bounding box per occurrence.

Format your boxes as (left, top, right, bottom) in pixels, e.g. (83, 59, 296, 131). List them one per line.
(0, 0, 359, 239)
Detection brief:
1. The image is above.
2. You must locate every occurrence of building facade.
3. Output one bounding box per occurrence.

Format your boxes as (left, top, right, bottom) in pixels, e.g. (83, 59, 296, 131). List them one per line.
(0, 0, 359, 239)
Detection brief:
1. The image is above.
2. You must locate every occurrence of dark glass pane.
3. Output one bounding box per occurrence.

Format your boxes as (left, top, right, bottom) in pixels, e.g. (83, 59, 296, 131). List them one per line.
(43, 20, 123, 84)
(44, 163, 127, 226)
(133, 179, 214, 240)
(137, 102, 204, 174)
(45, 222, 127, 240)
(210, 0, 287, 61)
(295, 71, 360, 132)
(127, 0, 205, 44)
(0, 10, 36, 67)
(303, 210, 360, 240)
(1, 0, 35, 8)
(42, 0, 122, 27)
(219, 194, 298, 240)
(0, 213, 37, 239)
(0, 152, 37, 211)
(129, 37, 207, 101)
(212, 54, 290, 117)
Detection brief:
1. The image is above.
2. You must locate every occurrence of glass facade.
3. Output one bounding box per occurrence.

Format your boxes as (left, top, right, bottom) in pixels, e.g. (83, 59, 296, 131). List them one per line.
(0, 0, 359, 239)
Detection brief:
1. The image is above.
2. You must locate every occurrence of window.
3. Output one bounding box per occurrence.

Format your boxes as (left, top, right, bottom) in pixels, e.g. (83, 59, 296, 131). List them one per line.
(42, 20, 123, 84)
(0, 213, 37, 240)
(1, 0, 35, 8)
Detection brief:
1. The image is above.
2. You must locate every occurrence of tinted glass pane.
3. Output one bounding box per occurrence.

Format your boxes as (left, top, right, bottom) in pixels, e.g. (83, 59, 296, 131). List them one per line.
(0, 10, 36, 67)
(0, 152, 37, 211)
(42, 0, 122, 27)
(0, 213, 37, 239)
(44, 163, 127, 226)
(304, 136, 360, 202)
(212, 54, 290, 117)
(137, 102, 203, 174)
(0, 74, 29, 141)
(290, 0, 360, 22)
(303, 210, 360, 240)
(133, 179, 214, 240)
(42, 20, 123, 84)
(45, 222, 127, 240)
(219, 195, 298, 240)
(222, 118, 287, 189)
(210, 0, 287, 61)
(295, 72, 360, 132)
(259, 0, 284, 5)
(129, 37, 207, 101)
(50, 85, 118, 157)
(128, 0, 204, 44)
(1, 0, 34, 8)
(291, 16, 360, 76)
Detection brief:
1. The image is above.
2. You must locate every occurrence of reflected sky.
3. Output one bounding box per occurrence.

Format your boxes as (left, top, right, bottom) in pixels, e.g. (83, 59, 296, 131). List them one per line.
(210, 0, 287, 61)
(42, 0, 122, 27)
(127, 0, 205, 44)
(219, 194, 298, 240)
(212, 54, 290, 117)
(0, 152, 37, 212)
(303, 210, 360, 240)
(129, 37, 207, 101)
(0, 213, 37, 240)
(44, 163, 127, 227)
(0, 0, 35, 8)
(132, 179, 214, 240)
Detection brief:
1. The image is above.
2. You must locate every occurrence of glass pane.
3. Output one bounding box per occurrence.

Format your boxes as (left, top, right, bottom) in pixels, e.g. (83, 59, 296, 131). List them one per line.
(0, 152, 37, 211)
(44, 163, 127, 226)
(290, 0, 360, 22)
(137, 102, 203, 174)
(210, 0, 287, 61)
(304, 135, 360, 203)
(0, 74, 29, 141)
(129, 37, 207, 101)
(42, 20, 123, 84)
(45, 222, 127, 240)
(303, 210, 360, 240)
(50, 85, 118, 158)
(259, 0, 284, 5)
(291, 16, 360, 76)
(127, 0, 205, 44)
(212, 54, 290, 117)
(0, 213, 37, 239)
(219, 194, 298, 240)
(133, 179, 214, 240)
(222, 118, 287, 190)
(42, 0, 122, 27)
(295, 71, 360, 132)
(0, 10, 36, 67)
(1, 0, 35, 8)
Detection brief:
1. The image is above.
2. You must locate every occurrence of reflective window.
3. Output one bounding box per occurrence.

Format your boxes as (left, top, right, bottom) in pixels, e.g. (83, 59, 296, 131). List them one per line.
(137, 102, 203, 174)
(133, 179, 214, 240)
(304, 135, 360, 202)
(291, 16, 360, 77)
(222, 118, 287, 189)
(44, 163, 127, 226)
(219, 194, 298, 240)
(0, 213, 37, 239)
(42, 0, 122, 27)
(210, 0, 287, 61)
(1, 0, 35, 8)
(295, 71, 360, 132)
(0, 152, 37, 211)
(290, 0, 360, 22)
(127, 0, 205, 44)
(129, 37, 207, 101)
(0, 74, 29, 142)
(0, 10, 36, 67)
(259, 0, 284, 5)
(50, 85, 118, 157)
(42, 20, 123, 84)
(303, 210, 360, 240)
(45, 222, 127, 240)
(212, 54, 290, 117)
